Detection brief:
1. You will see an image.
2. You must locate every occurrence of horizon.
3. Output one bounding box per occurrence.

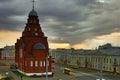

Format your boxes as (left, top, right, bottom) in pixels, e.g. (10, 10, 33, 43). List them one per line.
(1, 42, 120, 50)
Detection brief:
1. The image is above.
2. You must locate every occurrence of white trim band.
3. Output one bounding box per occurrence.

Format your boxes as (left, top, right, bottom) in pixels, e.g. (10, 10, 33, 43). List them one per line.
(18, 70, 53, 76)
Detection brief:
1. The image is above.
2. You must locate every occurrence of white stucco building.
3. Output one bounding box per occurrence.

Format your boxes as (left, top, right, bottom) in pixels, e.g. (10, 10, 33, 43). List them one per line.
(50, 43, 120, 74)
(67, 44, 120, 74)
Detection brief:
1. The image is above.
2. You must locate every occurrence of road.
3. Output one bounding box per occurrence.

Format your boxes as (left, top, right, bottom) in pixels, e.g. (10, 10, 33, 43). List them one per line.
(53, 63, 120, 80)
(0, 60, 120, 80)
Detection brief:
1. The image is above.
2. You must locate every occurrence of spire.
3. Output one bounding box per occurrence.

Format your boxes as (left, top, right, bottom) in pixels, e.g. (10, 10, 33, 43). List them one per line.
(32, 0, 35, 10)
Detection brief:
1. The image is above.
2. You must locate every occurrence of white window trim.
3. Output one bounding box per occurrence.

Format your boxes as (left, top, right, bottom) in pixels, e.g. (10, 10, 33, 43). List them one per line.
(35, 33, 38, 36)
(44, 61, 46, 67)
(40, 61, 42, 67)
(30, 61, 33, 67)
(35, 61, 38, 67)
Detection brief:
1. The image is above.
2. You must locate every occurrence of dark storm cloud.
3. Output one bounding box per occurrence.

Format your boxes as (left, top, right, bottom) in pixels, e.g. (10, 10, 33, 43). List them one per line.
(0, 1, 29, 31)
(1, 0, 120, 47)
(35, 0, 120, 46)
(0, 0, 13, 3)
(37, 0, 83, 22)
(35, 0, 97, 44)
(0, 7, 24, 31)
(74, 0, 96, 5)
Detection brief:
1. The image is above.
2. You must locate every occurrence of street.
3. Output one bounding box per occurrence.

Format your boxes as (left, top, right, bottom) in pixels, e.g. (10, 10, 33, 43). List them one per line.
(0, 60, 120, 80)
(53, 63, 120, 80)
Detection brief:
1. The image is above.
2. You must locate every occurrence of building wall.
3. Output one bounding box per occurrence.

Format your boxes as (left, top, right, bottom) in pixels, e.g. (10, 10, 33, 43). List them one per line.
(50, 47, 120, 74)
(15, 37, 52, 75)
(67, 53, 120, 73)
(15, 9, 52, 76)
(49, 45, 120, 75)
(1, 45, 15, 60)
(49, 48, 73, 63)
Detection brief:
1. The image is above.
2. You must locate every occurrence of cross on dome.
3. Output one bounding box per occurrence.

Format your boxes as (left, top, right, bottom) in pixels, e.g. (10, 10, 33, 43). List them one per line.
(29, 0, 38, 16)
(32, 0, 35, 10)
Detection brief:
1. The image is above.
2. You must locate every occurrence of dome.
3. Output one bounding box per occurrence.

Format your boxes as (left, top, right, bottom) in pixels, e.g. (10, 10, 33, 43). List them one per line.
(29, 9, 38, 16)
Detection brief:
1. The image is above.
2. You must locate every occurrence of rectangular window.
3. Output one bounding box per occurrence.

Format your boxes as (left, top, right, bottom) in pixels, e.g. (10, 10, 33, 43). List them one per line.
(35, 61, 38, 67)
(25, 61, 27, 66)
(19, 48, 22, 58)
(35, 28, 37, 31)
(44, 61, 46, 66)
(30, 61, 33, 67)
(110, 59, 111, 63)
(47, 61, 49, 66)
(28, 28, 31, 31)
(40, 61, 42, 67)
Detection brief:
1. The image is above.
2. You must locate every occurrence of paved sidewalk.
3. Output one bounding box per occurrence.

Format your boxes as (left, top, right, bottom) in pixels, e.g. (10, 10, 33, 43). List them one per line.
(0, 66, 9, 68)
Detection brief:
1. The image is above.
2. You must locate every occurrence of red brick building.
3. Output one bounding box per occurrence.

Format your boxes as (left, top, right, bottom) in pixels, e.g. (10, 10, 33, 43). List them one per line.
(15, 6, 52, 76)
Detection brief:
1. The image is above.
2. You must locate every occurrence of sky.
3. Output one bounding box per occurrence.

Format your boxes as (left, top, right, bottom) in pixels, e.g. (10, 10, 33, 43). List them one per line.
(0, 0, 120, 49)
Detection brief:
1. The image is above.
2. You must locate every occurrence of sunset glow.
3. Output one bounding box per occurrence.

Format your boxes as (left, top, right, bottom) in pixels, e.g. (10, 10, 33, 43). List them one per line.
(0, 31, 21, 48)
(0, 30, 120, 49)
(49, 42, 71, 49)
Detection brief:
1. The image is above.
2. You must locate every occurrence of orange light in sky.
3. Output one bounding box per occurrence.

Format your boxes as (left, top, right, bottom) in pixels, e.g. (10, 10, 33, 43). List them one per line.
(49, 42, 71, 49)
(0, 30, 120, 49)
(72, 43, 87, 49)
(0, 30, 21, 48)
(84, 32, 120, 49)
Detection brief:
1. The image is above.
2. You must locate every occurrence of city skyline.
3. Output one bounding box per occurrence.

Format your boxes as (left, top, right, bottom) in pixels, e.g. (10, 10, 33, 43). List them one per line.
(0, 0, 120, 49)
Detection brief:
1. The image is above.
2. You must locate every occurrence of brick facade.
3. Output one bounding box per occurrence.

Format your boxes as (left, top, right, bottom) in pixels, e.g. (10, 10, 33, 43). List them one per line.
(15, 9, 52, 76)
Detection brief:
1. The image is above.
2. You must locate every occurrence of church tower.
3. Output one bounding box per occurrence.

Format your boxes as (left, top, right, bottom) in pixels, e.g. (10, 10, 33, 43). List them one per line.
(15, 0, 52, 76)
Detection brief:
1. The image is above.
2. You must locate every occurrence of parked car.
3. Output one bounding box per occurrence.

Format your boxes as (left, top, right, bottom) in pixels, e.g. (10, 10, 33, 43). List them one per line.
(10, 64, 17, 69)
(69, 65, 79, 69)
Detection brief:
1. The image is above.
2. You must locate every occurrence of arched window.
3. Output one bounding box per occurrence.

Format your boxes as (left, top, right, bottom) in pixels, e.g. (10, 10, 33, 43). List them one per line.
(28, 28, 31, 31)
(35, 33, 38, 36)
(35, 28, 37, 31)
(33, 43, 45, 49)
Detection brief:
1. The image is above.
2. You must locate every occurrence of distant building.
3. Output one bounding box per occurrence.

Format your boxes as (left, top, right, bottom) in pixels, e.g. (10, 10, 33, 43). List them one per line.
(67, 44, 120, 74)
(49, 48, 73, 64)
(15, 2, 52, 76)
(1, 45, 15, 60)
(0, 48, 3, 59)
(51, 43, 120, 74)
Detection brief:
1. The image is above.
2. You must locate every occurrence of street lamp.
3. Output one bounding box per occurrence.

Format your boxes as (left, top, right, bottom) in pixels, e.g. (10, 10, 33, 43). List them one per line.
(20, 76, 23, 80)
(5, 71, 10, 80)
(100, 56, 103, 80)
(46, 53, 49, 80)
(99, 54, 108, 80)
(96, 50, 106, 80)
(96, 56, 105, 80)
(5, 71, 9, 76)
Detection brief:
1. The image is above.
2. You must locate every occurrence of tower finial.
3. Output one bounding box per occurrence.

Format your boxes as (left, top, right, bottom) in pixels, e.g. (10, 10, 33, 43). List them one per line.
(29, 0, 38, 16)
(32, 0, 35, 10)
